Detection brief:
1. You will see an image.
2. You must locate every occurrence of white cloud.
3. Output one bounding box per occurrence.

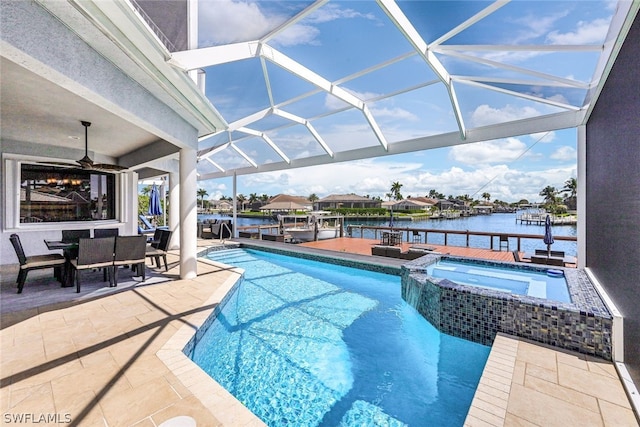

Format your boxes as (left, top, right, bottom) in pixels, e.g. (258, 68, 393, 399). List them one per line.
(199, 0, 287, 45)
(470, 104, 541, 127)
(550, 146, 576, 161)
(530, 131, 556, 143)
(449, 138, 528, 165)
(547, 18, 610, 44)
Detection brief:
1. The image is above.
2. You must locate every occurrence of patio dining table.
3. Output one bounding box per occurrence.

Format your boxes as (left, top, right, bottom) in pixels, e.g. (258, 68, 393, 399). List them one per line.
(44, 240, 78, 287)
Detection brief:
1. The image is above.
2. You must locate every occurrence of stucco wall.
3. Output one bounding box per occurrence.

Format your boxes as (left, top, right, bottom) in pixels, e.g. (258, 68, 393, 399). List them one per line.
(586, 13, 640, 385)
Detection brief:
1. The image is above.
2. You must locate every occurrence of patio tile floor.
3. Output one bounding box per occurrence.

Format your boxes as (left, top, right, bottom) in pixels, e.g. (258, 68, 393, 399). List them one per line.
(1, 239, 636, 426)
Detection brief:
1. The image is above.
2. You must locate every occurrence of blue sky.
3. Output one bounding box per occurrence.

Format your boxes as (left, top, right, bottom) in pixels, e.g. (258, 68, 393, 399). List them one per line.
(193, 1, 614, 203)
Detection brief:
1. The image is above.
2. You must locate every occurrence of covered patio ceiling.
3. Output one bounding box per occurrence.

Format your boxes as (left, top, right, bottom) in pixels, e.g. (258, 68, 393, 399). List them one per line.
(170, 0, 638, 181)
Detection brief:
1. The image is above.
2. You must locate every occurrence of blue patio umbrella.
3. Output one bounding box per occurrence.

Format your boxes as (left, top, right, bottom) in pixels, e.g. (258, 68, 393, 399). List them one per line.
(148, 184, 163, 218)
(543, 214, 554, 256)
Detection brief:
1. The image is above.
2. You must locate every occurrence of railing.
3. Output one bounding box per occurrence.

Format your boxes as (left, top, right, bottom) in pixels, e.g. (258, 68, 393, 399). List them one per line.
(345, 225, 576, 252)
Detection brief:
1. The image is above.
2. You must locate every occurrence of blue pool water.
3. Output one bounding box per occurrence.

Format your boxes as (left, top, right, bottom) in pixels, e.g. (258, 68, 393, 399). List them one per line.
(192, 248, 490, 427)
(425, 259, 571, 303)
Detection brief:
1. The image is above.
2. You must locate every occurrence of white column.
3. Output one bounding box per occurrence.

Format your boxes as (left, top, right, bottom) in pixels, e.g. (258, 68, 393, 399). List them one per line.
(179, 147, 198, 279)
(232, 172, 238, 237)
(122, 171, 139, 236)
(168, 171, 179, 249)
(577, 125, 586, 268)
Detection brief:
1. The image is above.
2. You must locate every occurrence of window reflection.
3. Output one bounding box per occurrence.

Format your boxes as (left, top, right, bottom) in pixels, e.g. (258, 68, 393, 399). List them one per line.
(20, 164, 116, 223)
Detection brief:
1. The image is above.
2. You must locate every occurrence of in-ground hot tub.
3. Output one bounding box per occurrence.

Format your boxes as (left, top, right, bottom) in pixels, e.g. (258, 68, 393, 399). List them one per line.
(401, 254, 613, 360)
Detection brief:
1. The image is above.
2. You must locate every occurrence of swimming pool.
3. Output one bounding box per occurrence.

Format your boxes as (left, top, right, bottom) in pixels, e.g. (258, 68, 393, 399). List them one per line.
(424, 259, 571, 303)
(191, 248, 490, 427)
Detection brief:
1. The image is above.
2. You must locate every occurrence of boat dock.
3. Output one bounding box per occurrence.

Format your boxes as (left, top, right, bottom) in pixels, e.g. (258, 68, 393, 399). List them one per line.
(516, 213, 577, 225)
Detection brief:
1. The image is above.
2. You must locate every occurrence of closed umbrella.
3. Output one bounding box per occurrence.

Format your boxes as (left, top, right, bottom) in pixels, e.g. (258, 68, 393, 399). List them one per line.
(148, 184, 163, 221)
(543, 214, 554, 256)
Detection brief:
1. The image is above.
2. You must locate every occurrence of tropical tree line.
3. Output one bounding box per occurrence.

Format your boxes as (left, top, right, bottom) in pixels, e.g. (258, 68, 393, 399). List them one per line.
(190, 177, 577, 213)
(385, 178, 577, 212)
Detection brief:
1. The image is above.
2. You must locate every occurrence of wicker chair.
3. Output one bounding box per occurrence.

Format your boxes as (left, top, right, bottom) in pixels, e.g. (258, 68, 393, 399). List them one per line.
(146, 229, 172, 271)
(69, 237, 115, 293)
(113, 235, 147, 286)
(94, 228, 119, 238)
(9, 234, 66, 294)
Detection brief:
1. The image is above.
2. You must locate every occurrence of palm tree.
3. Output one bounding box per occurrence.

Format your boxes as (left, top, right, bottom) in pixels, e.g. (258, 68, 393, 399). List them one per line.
(539, 186, 557, 205)
(308, 193, 318, 203)
(237, 193, 246, 211)
(390, 181, 403, 201)
(562, 178, 577, 198)
(481, 192, 491, 202)
(196, 188, 208, 210)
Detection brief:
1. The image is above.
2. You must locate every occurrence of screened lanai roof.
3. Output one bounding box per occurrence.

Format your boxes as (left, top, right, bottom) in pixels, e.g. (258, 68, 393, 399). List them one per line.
(167, 0, 638, 181)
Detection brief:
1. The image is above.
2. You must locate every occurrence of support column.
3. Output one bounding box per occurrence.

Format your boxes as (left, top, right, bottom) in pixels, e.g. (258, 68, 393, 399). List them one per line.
(122, 171, 139, 236)
(232, 172, 238, 238)
(179, 147, 198, 279)
(168, 171, 179, 249)
(577, 125, 586, 268)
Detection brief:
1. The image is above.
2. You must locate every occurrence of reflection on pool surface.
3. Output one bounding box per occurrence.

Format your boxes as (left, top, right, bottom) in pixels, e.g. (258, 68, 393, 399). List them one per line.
(425, 259, 571, 303)
(192, 248, 490, 427)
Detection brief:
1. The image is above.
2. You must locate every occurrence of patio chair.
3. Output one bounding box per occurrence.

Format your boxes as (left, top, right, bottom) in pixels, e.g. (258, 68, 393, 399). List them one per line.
(146, 229, 172, 271)
(113, 235, 147, 286)
(512, 250, 521, 262)
(94, 228, 119, 238)
(62, 229, 91, 243)
(412, 231, 422, 244)
(9, 234, 66, 294)
(69, 237, 116, 293)
(499, 235, 509, 251)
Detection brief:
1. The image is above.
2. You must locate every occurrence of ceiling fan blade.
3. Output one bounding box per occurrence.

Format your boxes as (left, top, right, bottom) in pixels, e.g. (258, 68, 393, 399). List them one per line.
(74, 121, 127, 171)
(92, 163, 128, 171)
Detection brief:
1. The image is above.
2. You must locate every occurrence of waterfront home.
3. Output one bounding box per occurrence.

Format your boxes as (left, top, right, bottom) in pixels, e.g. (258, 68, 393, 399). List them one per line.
(315, 194, 381, 210)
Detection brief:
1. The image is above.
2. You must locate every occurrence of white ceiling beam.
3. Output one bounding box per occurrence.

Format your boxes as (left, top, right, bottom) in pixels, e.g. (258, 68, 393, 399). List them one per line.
(260, 45, 364, 109)
(434, 44, 603, 52)
(272, 108, 305, 124)
(448, 82, 466, 139)
(200, 141, 230, 159)
(377, 0, 467, 139)
(205, 157, 224, 172)
(362, 105, 388, 150)
(440, 50, 593, 89)
(197, 110, 582, 180)
(227, 108, 272, 131)
(237, 126, 290, 164)
(260, 57, 275, 106)
(261, 0, 329, 44)
(231, 143, 258, 168)
(459, 79, 581, 111)
(430, 1, 509, 46)
(305, 122, 334, 158)
(169, 41, 259, 70)
(262, 134, 290, 164)
(272, 109, 334, 157)
(453, 75, 590, 89)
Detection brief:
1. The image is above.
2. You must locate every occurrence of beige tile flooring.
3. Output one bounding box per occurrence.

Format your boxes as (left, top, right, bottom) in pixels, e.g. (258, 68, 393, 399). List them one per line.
(1, 241, 638, 426)
(466, 334, 638, 427)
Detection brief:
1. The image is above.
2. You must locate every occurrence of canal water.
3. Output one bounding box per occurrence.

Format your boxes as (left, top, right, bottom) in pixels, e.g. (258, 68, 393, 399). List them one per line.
(198, 212, 578, 257)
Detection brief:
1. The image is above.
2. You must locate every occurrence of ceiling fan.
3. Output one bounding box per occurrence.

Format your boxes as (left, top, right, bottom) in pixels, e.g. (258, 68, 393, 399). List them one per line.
(76, 121, 127, 171)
